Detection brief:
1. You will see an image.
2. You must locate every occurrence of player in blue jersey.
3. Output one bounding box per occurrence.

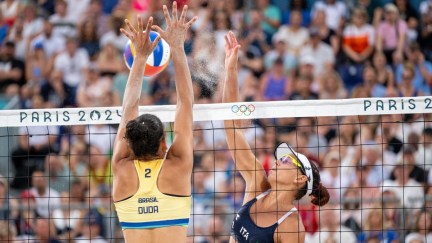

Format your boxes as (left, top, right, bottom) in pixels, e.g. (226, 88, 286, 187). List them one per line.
(222, 31, 330, 243)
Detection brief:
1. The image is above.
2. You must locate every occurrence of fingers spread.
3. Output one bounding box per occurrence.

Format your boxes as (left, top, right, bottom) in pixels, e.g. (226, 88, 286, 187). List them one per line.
(120, 28, 133, 40)
(137, 15, 142, 33)
(185, 16, 198, 29)
(144, 17, 153, 39)
(163, 5, 172, 26)
(180, 5, 188, 24)
(125, 19, 137, 34)
(151, 25, 164, 35)
(172, 1, 178, 22)
(234, 45, 240, 54)
(152, 36, 161, 50)
(229, 31, 237, 46)
(224, 35, 231, 47)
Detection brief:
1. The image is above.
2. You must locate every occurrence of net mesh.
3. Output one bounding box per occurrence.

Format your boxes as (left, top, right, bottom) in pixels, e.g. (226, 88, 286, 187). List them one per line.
(0, 96, 431, 242)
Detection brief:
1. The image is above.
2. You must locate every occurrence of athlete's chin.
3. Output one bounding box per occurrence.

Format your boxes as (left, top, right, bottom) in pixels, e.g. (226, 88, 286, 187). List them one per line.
(267, 171, 276, 183)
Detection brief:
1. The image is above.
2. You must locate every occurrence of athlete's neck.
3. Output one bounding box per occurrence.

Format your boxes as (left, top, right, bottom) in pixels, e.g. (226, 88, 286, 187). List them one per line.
(136, 154, 164, 161)
(262, 189, 297, 212)
(134, 146, 167, 161)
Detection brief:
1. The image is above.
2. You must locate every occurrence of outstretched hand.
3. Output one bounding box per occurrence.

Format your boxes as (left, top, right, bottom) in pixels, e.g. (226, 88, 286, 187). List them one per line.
(224, 31, 241, 70)
(120, 16, 161, 59)
(152, 1, 197, 48)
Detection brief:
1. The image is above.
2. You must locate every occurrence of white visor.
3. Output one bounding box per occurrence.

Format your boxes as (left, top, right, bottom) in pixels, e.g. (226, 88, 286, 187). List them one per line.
(274, 142, 314, 196)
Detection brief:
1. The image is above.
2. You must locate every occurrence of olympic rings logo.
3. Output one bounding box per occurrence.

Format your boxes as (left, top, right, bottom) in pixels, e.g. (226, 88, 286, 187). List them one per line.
(231, 104, 256, 116)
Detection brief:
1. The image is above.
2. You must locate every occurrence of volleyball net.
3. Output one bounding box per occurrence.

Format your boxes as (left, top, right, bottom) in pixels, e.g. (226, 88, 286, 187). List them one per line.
(0, 96, 431, 242)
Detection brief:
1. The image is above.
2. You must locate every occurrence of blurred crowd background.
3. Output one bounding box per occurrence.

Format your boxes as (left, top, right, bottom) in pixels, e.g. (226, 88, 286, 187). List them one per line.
(1, 0, 432, 242)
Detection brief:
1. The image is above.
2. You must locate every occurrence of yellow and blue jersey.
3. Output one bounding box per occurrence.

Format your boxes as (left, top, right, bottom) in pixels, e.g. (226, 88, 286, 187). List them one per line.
(114, 159, 191, 230)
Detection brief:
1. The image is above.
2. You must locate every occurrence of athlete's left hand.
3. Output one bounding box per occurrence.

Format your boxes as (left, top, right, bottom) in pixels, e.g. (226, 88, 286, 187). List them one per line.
(152, 1, 197, 48)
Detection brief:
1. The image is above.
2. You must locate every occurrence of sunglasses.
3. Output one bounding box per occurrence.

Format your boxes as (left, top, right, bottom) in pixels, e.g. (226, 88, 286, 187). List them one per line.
(279, 153, 307, 176)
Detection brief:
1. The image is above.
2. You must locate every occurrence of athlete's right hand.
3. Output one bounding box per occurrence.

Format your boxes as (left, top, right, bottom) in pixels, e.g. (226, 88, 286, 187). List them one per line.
(224, 31, 241, 70)
(120, 16, 161, 59)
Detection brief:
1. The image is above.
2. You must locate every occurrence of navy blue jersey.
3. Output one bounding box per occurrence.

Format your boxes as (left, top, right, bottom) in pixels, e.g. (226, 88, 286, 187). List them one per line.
(231, 190, 297, 243)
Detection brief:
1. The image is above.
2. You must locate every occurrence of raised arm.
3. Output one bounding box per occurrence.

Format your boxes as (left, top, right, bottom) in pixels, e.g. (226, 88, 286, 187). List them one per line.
(112, 16, 161, 164)
(152, 2, 197, 164)
(222, 32, 269, 197)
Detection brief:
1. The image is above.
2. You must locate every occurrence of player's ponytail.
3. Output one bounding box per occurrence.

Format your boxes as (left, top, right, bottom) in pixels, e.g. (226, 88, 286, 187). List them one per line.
(310, 183, 330, 206)
(294, 160, 330, 206)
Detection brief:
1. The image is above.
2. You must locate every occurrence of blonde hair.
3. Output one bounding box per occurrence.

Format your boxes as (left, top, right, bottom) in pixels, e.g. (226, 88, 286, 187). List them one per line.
(364, 207, 383, 231)
(319, 71, 346, 99)
(364, 206, 393, 231)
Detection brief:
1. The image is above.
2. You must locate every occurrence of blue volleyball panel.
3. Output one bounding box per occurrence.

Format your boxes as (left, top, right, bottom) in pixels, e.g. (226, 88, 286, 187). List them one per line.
(149, 31, 163, 67)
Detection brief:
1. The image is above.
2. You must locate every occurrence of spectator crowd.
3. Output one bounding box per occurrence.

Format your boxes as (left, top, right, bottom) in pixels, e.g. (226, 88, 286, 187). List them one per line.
(0, 0, 432, 242)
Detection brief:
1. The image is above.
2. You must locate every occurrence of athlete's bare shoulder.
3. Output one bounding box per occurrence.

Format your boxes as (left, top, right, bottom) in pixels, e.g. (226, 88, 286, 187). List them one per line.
(275, 212, 305, 243)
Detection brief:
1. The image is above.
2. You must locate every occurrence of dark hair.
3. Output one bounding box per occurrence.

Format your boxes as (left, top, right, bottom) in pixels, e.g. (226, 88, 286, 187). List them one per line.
(4, 41, 15, 48)
(32, 168, 45, 175)
(289, 0, 307, 10)
(125, 114, 164, 158)
(294, 161, 330, 206)
(211, 10, 232, 30)
(274, 57, 284, 65)
(79, 19, 99, 43)
(297, 74, 313, 83)
(424, 127, 432, 136)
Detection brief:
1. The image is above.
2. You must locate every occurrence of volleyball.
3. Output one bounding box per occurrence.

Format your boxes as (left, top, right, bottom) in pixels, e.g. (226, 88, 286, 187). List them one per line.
(123, 31, 171, 77)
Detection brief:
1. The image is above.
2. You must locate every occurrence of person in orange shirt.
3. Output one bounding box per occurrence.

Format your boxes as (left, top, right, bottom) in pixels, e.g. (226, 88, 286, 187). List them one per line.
(342, 8, 375, 64)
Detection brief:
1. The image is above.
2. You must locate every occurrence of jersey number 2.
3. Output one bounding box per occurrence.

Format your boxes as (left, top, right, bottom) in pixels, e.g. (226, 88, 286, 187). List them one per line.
(145, 169, 151, 178)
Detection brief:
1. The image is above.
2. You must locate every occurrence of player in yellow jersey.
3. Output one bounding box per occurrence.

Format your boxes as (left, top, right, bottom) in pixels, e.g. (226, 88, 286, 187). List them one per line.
(112, 2, 197, 243)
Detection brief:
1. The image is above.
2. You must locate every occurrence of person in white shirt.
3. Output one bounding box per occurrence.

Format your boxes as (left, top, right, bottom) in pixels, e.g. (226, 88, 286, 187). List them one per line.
(272, 10, 309, 56)
(31, 19, 65, 58)
(300, 27, 335, 77)
(21, 4, 44, 40)
(380, 158, 424, 209)
(99, 16, 128, 52)
(264, 38, 297, 73)
(405, 210, 432, 243)
(66, 0, 90, 24)
(49, 0, 76, 38)
(29, 170, 61, 218)
(418, 127, 432, 171)
(420, 0, 432, 16)
(52, 190, 84, 238)
(312, 0, 347, 32)
(76, 63, 112, 107)
(320, 150, 351, 199)
(0, 0, 19, 26)
(306, 205, 357, 243)
(85, 124, 117, 155)
(54, 37, 90, 88)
